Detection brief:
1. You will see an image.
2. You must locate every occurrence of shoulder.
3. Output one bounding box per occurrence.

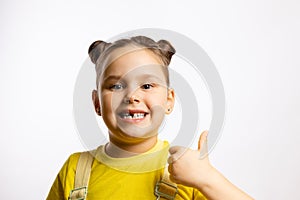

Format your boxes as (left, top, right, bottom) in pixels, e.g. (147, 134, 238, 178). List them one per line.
(66, 152, 81, 167)
(46, 152, 82, 200)
(54, 152, 83, 188)
(59, 152, 81, 174)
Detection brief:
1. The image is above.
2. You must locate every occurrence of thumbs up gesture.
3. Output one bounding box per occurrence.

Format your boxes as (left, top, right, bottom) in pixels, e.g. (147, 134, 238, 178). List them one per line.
(167, 130, 213, 189)
(168, 131, 254, 200)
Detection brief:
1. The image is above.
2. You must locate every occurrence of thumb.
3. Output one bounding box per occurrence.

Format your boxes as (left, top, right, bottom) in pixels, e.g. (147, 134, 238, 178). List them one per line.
(198, 131, 209, 159)
(198, 130, 208, 150)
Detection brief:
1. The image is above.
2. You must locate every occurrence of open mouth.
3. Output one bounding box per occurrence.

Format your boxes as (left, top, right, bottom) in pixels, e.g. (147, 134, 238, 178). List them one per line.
(118, 110, 149, 120)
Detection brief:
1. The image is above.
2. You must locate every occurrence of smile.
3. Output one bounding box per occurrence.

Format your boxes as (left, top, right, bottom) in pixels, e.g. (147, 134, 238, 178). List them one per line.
(120, 113, 146, 119)
(118, 110, 149, 121)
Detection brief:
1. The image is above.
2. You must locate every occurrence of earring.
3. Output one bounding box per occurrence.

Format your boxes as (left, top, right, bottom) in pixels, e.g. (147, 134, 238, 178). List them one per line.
(96, 108, 100, 114)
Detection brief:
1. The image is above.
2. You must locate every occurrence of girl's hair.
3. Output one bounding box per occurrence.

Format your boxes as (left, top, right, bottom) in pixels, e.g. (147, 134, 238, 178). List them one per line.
(88, 36, 176, 88)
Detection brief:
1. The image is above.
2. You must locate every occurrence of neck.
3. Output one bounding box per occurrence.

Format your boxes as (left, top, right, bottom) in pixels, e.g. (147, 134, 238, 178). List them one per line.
(105, 135, 158, 158)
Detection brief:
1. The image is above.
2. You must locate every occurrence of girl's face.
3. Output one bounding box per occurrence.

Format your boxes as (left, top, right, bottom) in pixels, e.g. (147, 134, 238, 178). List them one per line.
(97, 49, 175, 144)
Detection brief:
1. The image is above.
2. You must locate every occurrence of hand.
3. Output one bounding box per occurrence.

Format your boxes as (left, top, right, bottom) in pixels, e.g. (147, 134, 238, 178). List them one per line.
(168, 131, 254, 200)
(167, 130, 213, 189)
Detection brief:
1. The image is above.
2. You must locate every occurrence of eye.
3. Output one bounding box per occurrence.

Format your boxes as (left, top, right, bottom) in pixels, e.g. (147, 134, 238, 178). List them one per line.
(141, 83, 154, 90)
(109, 83, 125, 90)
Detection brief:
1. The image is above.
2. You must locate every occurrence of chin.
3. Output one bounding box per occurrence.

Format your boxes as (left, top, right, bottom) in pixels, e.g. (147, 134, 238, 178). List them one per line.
(113, 124, 158, 140)
(120, 129, 157, 140)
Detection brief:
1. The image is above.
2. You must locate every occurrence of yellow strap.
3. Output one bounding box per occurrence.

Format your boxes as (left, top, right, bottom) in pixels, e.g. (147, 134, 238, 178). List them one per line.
(75, 151, 94, 188)
(69, 149, 177, 200)
(155, 166, 178, 200)
(68, 150, 95, 200)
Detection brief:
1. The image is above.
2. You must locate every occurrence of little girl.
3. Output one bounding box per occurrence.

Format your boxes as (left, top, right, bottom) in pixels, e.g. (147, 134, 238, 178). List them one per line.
(47, 36, 253, 199)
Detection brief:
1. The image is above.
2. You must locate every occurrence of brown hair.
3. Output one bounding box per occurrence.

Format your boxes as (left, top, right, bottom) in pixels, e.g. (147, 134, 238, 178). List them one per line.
(88, 36, 176, 88)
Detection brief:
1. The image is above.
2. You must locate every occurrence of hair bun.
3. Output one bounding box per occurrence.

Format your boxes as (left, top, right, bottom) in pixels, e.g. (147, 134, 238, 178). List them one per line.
(88, 40, 111, 64)
(157, 40, 176, 62)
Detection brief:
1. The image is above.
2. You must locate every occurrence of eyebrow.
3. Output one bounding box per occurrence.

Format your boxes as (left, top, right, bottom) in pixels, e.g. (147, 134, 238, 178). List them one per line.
(103, 75, 122, 82)
(103, 74, 164, 82)
(138, 74, 165, 82)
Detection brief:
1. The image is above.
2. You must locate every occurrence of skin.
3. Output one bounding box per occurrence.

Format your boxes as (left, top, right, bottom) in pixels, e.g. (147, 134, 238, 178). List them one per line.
(168, 131, 254, 200)
(92, 49, 175, 155)
(92, 48, 254, 199)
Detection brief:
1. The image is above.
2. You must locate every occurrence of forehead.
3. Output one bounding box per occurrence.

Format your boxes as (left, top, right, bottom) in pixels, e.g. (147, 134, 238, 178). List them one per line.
(101, 49, 166, 81)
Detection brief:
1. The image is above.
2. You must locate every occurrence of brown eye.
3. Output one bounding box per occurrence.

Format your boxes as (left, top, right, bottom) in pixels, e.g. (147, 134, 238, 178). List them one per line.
(141, 84, 153, 90)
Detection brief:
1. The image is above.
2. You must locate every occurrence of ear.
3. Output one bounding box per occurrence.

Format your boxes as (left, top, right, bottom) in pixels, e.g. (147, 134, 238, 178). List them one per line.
(165, 88, 175, 114)
(92, 89, 101, 116)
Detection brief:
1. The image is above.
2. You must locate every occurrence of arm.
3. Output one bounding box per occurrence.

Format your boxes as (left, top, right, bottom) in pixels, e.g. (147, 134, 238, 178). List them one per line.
(196, 165, 254, 200)
(168, 131, 254, 200)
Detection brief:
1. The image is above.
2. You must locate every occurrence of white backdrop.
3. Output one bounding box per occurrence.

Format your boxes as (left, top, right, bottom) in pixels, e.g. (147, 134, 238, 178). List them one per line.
(1, 0, 300, 199)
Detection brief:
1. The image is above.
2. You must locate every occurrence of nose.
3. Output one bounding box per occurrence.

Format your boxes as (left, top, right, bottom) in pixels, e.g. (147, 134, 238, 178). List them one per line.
(123, 89, 140, 104)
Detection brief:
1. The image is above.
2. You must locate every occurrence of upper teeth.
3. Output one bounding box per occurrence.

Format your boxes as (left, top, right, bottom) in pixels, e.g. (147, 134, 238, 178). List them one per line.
(121, 113, 145, 119)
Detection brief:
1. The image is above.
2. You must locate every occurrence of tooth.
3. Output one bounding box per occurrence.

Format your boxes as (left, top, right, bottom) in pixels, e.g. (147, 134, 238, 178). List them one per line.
(121, 113, 131, 119)
(132, 113, 144, 119)
(121, 112, 145, 119)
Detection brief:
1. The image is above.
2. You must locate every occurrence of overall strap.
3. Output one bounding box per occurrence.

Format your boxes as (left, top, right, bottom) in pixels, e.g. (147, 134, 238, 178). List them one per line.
(68, 150, 95, 200)
(155, 166, 178, 200)
(69, 149, 177, 200)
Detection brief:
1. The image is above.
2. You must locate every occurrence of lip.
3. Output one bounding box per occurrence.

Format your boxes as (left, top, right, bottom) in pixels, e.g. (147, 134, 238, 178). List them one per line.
(117, 109, 149, 123)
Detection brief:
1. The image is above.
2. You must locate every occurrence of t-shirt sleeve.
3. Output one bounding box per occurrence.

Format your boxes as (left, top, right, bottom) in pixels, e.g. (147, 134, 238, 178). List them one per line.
(193, 188, 207, 200)
(46, 153, 81, 200)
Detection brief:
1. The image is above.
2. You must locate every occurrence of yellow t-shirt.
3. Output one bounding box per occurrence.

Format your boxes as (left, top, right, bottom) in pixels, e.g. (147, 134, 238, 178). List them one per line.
(46, 140, 207, 200)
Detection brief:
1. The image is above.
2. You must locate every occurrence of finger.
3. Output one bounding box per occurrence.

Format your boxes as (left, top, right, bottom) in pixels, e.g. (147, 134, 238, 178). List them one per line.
(169, 146, 182, 154)
(168, 164, 172, 173)
(167, 156, 174, 164)
(169, 174, 177, 183)
(198, 130, 208, 151)
(169, 146, 187, 163)
(168, 154, 180, 164)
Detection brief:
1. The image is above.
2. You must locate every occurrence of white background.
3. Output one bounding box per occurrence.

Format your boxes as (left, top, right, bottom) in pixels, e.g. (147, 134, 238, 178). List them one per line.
(1, 0, 300, 199)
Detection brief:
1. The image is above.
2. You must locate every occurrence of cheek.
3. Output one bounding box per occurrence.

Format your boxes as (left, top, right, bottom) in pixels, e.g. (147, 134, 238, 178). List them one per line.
(145, 92, 168, 108)
(100, 93, 112, 112)
(101, 93, 124, 111)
